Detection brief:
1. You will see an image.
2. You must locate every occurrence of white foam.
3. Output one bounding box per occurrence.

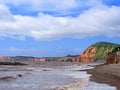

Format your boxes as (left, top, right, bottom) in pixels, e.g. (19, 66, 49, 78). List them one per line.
(82, 81, 116, 90)
(65, 72, 91, 78)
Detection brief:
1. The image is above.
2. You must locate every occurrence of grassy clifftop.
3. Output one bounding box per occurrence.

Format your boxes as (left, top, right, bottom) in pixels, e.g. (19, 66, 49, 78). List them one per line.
(92, 42, 120, 60)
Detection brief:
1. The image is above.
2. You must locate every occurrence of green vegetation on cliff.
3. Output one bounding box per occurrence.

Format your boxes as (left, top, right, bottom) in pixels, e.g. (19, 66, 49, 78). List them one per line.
(92, 42, 120, 60)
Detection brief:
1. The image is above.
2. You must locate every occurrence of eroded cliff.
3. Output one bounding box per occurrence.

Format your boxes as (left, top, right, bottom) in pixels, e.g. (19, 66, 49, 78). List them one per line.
(0, 56, 46, 62)
(76, 42, 120, 62)
(76, 46, 96, 62)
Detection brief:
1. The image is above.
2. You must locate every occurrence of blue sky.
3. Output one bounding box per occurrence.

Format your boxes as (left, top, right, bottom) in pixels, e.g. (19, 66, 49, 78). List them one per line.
(0, 0, 120, 57)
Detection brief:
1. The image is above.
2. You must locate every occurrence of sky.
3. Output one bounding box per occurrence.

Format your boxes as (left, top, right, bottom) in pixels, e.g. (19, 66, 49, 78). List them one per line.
(0, 0, 120, 57)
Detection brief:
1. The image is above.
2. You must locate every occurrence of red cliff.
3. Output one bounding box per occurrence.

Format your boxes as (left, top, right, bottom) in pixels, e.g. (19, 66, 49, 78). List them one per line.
(0, 56, 14, 61)
(0, 56, 46, 62)
(76, 47, 96, 62)
(33, 58, 46, 62)
(106, 47, 120, 64)
(76, 42, 120, 62)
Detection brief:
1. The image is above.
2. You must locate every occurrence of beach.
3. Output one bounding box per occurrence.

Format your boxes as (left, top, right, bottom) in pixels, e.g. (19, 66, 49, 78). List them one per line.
(0, 61, 118, 90)
(87, 64, 120, 90)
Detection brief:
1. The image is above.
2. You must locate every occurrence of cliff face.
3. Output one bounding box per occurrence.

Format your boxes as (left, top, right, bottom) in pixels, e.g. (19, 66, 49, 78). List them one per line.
(0, 56, 14, 61)
(58, 57, 76, 62)
(106, 47, 120, 64)
(0, 56, 46, 62)
(76, 47, 96, 62)
(76, 42, 120, 62)
(33, 58, 46, 62)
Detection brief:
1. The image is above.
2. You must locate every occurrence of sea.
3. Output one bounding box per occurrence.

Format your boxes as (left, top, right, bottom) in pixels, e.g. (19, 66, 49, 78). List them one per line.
(0, 62, 117, 90)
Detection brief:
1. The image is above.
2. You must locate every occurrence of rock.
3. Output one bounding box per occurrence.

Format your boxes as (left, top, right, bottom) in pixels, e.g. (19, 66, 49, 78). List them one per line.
(106, 47, 120, 64)
(18, 74, 23, 77)
(0, 75, 17, 81)
(76, 42, 120, 62)
(76, 46, 96, 62)
(0, 56, 14, 61)
(33, 58, 46, 62)
(58, 57, 76, 62)
(0, 56, 46, 62)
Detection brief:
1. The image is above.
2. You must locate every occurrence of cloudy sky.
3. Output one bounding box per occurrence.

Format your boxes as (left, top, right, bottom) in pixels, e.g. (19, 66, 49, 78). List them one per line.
(0, 0, 120, 57)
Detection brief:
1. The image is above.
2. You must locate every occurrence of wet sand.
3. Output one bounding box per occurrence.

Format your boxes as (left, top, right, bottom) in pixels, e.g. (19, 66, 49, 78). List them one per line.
(87, 64, 120, 90)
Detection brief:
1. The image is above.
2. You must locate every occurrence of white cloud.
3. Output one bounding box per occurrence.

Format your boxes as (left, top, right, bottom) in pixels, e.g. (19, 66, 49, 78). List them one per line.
(0, 0, 79, 11)
(0, 0, 115, 13)
(0, 0, 108, 17)
(0, 5, 15, 21)
(0, 2, 120, 40)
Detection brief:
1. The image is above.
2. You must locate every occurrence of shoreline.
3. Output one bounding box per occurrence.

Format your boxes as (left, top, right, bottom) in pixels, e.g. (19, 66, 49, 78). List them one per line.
(0, 62, 92, 90)
(87, 64, 120, 90)
(0, 62, 119, 90)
